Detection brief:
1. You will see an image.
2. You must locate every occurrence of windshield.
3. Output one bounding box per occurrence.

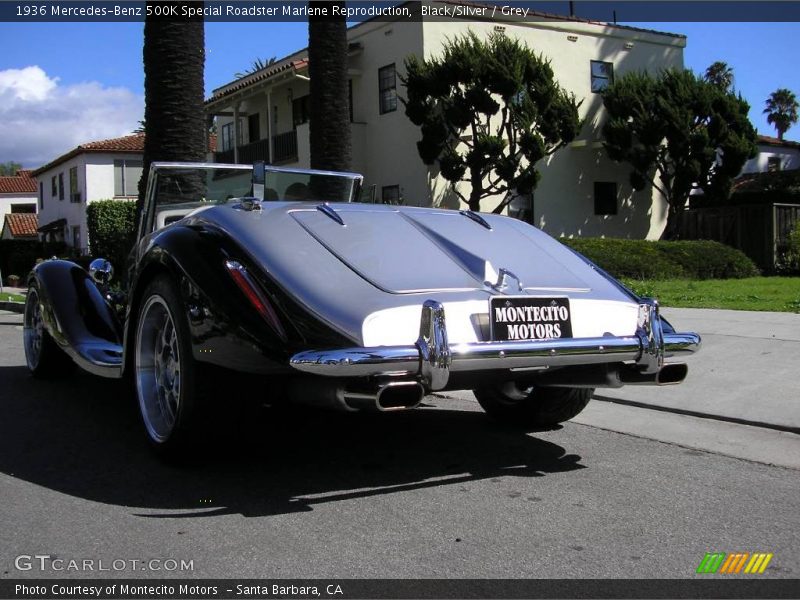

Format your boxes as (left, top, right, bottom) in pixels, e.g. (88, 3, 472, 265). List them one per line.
(263, 169, 359, 203)
(146, 163, 362, 233)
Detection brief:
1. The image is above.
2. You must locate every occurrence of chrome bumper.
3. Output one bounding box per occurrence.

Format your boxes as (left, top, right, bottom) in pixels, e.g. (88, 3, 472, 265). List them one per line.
(289, 299, 701, 391)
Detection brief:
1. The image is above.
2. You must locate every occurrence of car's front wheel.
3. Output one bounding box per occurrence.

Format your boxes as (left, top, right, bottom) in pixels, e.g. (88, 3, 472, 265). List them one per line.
(23, 284, 74, 378)
(474, 383, 593, 427)
(134, 276, 205, 457)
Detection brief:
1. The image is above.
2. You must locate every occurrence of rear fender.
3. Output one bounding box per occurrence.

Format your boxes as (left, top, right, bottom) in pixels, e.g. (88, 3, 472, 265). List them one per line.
(124, 225, 296, 377)
(29, 260, 123, 378)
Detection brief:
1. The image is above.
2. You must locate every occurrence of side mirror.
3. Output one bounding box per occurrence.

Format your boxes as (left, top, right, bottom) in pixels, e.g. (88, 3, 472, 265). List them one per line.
(89, 258, 114, 286)
(252, 161, 265, 201)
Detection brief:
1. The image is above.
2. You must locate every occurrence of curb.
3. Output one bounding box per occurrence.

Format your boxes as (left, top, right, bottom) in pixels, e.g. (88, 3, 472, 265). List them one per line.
(0, 301, 24, 314)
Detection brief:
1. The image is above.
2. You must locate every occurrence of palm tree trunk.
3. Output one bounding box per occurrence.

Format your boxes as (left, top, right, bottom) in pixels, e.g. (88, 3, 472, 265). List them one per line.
(138, 1, 206, 225)
(308, 0, 352, 177)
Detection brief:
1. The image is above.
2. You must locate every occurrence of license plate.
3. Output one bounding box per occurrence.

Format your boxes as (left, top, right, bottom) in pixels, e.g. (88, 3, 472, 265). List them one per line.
(489, 296, 573, 341)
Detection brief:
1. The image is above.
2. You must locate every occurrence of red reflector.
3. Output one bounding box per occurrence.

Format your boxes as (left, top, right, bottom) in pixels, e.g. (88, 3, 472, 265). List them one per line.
(225, 260, 287, 340)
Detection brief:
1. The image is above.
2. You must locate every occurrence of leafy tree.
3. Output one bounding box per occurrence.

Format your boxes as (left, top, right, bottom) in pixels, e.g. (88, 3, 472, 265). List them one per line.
(704, 61, 734, 92)
(0, 161, 23, 176)
(138, 1, 206, 224)
(234, 56, 277, 79)
(308, 0, 351, 173)
(602, 69, 757, 239)
(403, 32, 580, 213)
(764, 88, 799, 140)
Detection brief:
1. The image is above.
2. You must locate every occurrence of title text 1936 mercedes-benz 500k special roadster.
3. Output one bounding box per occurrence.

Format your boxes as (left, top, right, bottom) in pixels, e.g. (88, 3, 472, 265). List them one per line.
(23, 162, 700, 456)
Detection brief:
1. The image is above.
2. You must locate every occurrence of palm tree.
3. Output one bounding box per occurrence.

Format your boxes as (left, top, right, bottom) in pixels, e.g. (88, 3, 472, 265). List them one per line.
(234, 57, 277, 79)
(138, 1, 206, 221)
(704, 61, 734, 92)
(764, 88, 799, 140)
(307, 0, 351, 173)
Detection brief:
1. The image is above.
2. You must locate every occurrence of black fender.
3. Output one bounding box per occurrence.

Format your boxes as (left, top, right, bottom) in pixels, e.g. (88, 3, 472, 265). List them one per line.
(28, 260, 123, 378)
(124, 222, 347, 377)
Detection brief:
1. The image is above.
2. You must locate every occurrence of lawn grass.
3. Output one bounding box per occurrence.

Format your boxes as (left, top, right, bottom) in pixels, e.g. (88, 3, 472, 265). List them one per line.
(0, 292, 24, 303)
(621, 277, 800, 313)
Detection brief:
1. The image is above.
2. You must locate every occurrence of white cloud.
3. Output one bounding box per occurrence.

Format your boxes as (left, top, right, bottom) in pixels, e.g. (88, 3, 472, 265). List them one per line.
(0, 66, 143, 168)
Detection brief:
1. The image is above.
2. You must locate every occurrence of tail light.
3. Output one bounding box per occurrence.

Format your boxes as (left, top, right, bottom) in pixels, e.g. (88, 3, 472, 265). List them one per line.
(224, 260, 287, 341)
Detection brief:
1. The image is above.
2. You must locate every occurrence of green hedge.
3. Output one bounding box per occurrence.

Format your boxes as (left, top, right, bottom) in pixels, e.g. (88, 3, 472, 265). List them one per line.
(86, 200, 137, 271)
(561, 238, 759, 280)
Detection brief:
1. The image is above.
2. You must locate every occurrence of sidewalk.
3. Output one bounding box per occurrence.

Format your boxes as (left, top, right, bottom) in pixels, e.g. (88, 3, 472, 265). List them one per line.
(600, 307, 800, 431)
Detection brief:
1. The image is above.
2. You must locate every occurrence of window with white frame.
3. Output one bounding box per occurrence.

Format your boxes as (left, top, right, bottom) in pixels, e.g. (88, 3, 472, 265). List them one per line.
(221, 122, 234, 152)
(114, 159, 143, 196)
(767, 156, 782, 172)
(590, 61, 614, 93)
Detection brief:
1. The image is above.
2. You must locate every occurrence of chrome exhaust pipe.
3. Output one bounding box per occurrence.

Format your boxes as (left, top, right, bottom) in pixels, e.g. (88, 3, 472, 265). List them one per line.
(619, 363, 688, 386)
(533, 363, 688, 389)
(287, 379, 425, 412)
(342, 381, 424, 412)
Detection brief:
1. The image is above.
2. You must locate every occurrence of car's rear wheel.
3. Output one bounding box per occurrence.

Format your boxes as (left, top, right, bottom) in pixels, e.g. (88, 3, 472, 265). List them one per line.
(23, 284, 74, 378)
(134, 276, 205, 457)
(474, 383, 593, 427)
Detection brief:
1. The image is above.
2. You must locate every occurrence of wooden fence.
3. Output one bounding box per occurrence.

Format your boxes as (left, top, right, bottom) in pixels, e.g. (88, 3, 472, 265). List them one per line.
(678, 203, 800, 272)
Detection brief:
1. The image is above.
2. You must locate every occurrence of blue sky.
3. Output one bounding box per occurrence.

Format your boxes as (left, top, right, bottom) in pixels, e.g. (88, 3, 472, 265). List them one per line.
(0, 18, 797, 167)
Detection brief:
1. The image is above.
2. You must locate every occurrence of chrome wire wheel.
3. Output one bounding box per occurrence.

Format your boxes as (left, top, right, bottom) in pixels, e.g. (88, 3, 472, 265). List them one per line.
(23, 288, 43, 370)
(136, 294, 182, 443)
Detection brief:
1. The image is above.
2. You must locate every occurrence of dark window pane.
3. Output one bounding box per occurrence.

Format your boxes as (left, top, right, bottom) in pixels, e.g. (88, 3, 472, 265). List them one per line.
(594, 182, 617, 215)
(248, 113, 260, 142)
(379, 64, 397, 114)
(382, 185, 400, 205)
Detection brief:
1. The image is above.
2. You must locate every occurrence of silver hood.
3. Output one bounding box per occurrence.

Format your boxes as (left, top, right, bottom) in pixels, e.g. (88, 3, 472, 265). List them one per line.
(194, 202, 634, 344)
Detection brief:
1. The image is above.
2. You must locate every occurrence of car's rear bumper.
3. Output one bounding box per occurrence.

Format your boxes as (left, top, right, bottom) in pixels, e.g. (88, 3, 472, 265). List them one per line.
(289, 299, 701, 391)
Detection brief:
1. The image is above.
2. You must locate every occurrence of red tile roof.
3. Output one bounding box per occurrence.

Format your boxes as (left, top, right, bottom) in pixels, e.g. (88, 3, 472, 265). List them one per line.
(3, 213, 39, 238)
(32, 133, 145, 176)
(32, 132, 217, 176)
(757, 134, 800, 149)
(208, 59, 308, 104)
(0, 175, 38, 194)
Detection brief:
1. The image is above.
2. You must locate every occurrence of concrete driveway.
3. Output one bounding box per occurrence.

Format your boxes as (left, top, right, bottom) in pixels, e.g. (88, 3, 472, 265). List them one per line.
(605, 307, 800, 431)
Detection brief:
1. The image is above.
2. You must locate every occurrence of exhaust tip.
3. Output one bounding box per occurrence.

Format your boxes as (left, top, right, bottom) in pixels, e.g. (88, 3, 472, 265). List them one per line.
(655, 362, 688, 385)
(376, 381, 424, 411)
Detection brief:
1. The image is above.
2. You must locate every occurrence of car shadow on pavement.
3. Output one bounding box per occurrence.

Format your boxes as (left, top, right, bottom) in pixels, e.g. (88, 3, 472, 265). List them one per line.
(0, 365, 585, 518)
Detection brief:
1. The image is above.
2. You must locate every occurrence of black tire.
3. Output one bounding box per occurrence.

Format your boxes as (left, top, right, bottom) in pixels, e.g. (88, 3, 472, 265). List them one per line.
(23, 284, 74, 378)
(133, 275, 208, 458)
(474, 383, 593, 427)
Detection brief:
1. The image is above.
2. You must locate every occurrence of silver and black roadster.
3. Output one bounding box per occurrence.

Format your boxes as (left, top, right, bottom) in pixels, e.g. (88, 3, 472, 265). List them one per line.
(23, 162, 700, 455)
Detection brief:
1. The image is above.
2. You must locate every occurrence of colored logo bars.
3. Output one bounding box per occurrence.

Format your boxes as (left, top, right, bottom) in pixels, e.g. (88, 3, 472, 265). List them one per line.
(697, 552, 774, 574)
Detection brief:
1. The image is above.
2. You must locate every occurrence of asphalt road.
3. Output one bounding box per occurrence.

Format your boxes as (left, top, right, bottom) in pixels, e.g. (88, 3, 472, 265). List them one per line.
(0, 309, 798, 581)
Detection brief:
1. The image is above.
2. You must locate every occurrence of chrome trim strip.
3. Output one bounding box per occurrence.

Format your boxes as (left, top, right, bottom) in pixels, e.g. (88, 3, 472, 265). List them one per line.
(289, 299, 701, 390)
(290, 346, 422, 378)
(317, 203, 345, 226)
(459, 210, 492, 230)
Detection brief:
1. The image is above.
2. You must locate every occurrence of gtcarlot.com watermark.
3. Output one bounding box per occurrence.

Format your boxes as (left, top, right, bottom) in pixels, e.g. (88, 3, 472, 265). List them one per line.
(14, 554, 194, 572)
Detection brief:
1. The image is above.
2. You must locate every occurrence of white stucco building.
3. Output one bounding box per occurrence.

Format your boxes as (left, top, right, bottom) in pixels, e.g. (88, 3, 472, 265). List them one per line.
(32, 134, 143, 252)
(740, 135, 800, 175)
(0, 170, 38, 217)
(206, 0, 686, 239)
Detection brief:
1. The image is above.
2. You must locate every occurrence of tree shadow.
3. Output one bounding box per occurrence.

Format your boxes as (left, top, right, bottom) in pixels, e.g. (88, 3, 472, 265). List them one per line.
(0, 366, 585, 519)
